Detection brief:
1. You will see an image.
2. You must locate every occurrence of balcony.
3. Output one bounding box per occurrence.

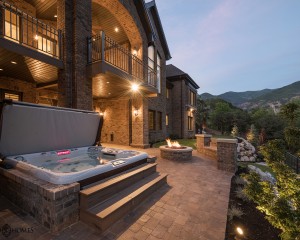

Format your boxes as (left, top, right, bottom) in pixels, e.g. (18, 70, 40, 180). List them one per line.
(88, 31, 157, 90)
(0, 1, 62, 67)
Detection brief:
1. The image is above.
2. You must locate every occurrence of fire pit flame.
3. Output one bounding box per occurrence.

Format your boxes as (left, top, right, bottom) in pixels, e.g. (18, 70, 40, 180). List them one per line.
(166, 138, 181, 148)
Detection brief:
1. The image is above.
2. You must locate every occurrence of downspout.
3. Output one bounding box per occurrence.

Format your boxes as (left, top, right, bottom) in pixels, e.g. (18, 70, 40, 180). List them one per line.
(181, 77, 184, 139)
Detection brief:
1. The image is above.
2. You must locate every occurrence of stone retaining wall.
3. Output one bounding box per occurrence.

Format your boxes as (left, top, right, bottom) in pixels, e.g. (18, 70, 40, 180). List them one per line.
(0, 168, 80, 233)
(196, 134, 237, 173)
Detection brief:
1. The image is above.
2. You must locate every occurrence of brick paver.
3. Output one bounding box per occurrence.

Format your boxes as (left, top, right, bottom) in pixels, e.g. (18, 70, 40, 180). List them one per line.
(0, 145, 232, 240)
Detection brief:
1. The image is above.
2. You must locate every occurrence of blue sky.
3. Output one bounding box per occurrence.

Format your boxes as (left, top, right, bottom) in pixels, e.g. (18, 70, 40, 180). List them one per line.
(153, 0, 300, 95)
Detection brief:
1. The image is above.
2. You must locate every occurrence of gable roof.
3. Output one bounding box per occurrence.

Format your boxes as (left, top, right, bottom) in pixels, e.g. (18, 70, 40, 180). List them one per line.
(145, 0, 171, 60)
(166, 64, 200, 89)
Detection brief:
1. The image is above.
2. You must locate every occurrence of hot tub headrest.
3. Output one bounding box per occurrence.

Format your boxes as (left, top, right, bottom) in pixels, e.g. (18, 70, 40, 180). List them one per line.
(0, 101, 101, 157)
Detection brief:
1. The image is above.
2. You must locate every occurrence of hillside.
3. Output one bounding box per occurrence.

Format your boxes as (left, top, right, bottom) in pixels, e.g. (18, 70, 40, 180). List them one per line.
(200, 81, 300, 111)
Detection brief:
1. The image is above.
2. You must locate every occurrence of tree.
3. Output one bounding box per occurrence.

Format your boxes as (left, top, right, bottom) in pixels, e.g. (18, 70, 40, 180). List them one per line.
(231, 124, 239, 137)
(280, 102, 300, 127)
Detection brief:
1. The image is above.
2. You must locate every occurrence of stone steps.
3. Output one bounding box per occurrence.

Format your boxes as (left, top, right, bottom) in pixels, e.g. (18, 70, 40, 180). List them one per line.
(80, 163, 167, 232)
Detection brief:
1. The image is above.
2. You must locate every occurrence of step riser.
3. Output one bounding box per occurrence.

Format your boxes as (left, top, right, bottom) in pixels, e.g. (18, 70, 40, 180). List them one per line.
(80, 164, 157, 209)
(80, 175, 167, 232)
(100, 175, 167, 231)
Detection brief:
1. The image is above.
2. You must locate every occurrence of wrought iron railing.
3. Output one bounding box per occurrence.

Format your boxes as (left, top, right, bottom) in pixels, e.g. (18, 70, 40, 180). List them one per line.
(285, 152, 299, 174)
(0, 1, 61, 59)
(88, 31, 157, 88)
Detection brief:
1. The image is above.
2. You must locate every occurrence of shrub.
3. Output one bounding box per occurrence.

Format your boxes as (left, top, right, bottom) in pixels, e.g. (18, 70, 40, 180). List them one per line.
(235, 186, 250, 202)
(227, 205, 244, 221)
(243, 140, 300, 240)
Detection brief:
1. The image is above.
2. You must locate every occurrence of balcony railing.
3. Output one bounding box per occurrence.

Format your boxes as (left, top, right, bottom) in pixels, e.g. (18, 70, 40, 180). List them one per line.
(88, 31, 157, 88)
(0, 1, 61, 59)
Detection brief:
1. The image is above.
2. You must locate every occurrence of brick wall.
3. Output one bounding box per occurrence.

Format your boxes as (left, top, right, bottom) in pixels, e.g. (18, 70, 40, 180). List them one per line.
(0, 76, 36, 103)
(94, 98, 130, 146)
(0, 168, 80, 233)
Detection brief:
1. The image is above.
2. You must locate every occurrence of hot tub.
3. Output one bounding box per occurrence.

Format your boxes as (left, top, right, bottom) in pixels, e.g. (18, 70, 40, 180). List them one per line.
(4, 147, 148, 184)
(0, 100, 148, 185)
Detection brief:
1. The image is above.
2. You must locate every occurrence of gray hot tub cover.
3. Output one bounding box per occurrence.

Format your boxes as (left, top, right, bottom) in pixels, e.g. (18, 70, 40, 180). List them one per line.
(0, 101, 101, 157)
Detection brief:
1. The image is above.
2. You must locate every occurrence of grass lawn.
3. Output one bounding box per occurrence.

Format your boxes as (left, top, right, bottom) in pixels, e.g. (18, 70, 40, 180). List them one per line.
(152, 139, 197, 149)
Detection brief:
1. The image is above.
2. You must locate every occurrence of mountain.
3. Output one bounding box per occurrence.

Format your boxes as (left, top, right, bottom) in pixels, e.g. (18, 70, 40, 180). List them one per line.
(200, 81, 300, 112)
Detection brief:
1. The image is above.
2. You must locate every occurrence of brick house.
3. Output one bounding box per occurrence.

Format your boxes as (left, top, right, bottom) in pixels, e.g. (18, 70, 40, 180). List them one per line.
(166, 64, 200, 139)
(0, 0, 198, 147)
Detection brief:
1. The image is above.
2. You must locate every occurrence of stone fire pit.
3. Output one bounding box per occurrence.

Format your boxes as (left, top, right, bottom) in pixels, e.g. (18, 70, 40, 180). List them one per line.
(159, 140, 193, 161)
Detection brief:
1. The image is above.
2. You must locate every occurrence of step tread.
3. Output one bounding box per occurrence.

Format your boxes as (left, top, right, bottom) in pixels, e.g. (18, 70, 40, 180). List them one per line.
(88, 173, 167, 218)
(80, 163, 157, 196)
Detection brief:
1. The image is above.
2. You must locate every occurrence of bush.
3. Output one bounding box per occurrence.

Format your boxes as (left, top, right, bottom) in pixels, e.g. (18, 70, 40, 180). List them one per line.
(243, 140, 300, 240)
(227, 205, 244, 221)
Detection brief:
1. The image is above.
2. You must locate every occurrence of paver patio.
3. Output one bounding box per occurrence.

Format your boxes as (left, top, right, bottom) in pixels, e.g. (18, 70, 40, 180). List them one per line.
(0, 145, 232, 240)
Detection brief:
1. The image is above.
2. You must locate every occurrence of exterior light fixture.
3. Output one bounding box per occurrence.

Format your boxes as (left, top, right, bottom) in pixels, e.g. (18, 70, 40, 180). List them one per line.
(106, 81, 110, 84)
(236, 227, 244, 235)
(114, 27, 119, 32)
(11, 61, 17, 64)
(133, 109, 138, 116)
(108, 93, 111, 95)
(34, 34, 39, 40)
(0, 68, 3, 71)
(131, 83, 139, 92)
(54, 14, 57, 18)
(99, 112, 104, 116)
(132, 49, 138, 56)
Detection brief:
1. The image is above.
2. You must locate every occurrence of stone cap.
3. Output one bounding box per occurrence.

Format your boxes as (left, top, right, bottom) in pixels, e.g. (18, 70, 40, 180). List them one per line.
(159, 146, 193, 152)
(217, 138, 237, 144)
(195, 134, 212, 138)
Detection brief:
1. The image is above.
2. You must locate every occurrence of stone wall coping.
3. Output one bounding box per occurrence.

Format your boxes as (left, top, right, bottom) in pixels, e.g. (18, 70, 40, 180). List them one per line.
(195, 134, 212, 138)
(159, 145, 193, 152)
(216, 138, 237, 144)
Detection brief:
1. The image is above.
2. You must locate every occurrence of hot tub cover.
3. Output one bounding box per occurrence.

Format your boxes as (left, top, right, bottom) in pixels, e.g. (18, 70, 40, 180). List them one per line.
(0, 100, 101, 157)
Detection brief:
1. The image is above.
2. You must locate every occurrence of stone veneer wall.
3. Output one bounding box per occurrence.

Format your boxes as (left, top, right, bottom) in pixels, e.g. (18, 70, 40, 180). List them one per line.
(0, 77, 36, 103)
(196, 134, 237, 173)
(0, 168, 80, 233)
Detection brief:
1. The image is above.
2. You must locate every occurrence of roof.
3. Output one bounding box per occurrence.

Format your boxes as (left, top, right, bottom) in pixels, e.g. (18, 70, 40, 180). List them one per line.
(166, 64, 200, 89)
(145, 0, 171, 60)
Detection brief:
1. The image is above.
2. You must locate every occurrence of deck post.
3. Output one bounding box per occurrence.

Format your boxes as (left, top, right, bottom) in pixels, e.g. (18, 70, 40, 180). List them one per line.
(0, 3, 4, 37)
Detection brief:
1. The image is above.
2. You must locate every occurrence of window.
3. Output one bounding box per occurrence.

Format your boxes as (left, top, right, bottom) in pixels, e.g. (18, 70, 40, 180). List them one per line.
(157, 111, 162, 130)
(188, 116, 193, 130)
(166, 88, 170, 99)
(157, 54, 161, 93)
(166, 114, 169, 126)
(189, 90, 196, 106)
(5, 9, 20, 41)
(0, 89, 22, 101)
(148, 46, 155, 86)
(149, 110, 155, 130)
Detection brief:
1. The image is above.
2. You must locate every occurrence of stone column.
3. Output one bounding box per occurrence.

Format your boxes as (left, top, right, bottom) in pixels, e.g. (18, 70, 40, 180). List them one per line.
(131, 97, 150, 148)
(57, 0, 73, 108)
(57, 0, 92, 110)
(195, 134, 212, 153)
(72, 0, 92, 110)
(217, 139, 237, 173)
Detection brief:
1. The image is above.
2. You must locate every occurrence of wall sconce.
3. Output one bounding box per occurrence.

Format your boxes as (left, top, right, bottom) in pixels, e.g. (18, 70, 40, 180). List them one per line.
(99, 111, 104, 116)
(133, 109, 138, 116)
(132, 48, 138, 56)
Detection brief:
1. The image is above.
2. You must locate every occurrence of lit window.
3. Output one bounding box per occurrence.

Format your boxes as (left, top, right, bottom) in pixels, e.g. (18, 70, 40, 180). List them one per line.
(166, 88, 170, 99)
(1, 89, 22, 101)
(5, 9, 20, 41)
(166, 114, 169, 126)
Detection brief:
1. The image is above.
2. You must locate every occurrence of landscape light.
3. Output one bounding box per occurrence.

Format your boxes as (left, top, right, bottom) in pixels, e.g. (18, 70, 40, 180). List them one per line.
(236, 227, 244, 235)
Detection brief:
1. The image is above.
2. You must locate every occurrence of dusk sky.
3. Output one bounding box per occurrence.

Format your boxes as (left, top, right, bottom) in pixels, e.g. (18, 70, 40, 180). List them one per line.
(153, 0, 300, 95)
